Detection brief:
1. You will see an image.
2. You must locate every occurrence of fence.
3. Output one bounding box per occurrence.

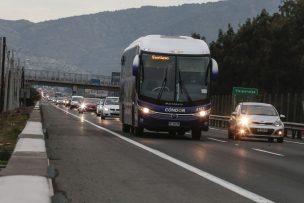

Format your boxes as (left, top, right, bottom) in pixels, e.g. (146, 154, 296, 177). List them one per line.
(0, 37, 25, 113)
(211, 93, 304, 123)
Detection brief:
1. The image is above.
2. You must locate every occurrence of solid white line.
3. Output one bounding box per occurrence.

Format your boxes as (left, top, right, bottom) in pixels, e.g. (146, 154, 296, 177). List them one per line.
(207, 138, 227, 143)
(210, 127, 227, 132)
(252, 148, 284, 157)
(285, 140, 304, 145)
(52, 104, 274, 203)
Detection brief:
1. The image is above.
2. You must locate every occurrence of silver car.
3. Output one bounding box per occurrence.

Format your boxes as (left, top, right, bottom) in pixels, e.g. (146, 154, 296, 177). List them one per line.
(228, 102, 285, 143)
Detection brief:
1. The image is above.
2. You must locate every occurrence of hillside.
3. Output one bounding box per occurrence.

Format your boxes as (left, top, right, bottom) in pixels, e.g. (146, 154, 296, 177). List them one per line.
(0, 0, 281, 75)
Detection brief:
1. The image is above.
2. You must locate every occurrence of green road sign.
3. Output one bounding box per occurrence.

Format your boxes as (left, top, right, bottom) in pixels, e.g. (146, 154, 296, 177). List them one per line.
(232, 87, 258, 96)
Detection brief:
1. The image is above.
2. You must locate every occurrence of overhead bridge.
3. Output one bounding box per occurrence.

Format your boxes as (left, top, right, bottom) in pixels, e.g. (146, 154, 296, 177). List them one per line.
(25, 69, 120, 91)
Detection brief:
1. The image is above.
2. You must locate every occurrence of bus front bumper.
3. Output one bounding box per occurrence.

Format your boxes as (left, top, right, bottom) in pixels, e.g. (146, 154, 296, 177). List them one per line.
(138, 113, 209, 132)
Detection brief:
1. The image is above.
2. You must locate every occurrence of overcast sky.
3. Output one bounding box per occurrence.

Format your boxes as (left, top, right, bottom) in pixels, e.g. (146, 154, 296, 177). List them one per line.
(0, 0, 219, 22)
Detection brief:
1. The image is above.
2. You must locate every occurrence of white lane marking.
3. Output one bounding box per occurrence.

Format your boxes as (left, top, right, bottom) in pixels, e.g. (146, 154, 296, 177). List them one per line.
(210, 127, 227, 132)
(285, 140, 304, 145)
(252, 148, 284, 157)
(52, 104, 274, 203)
(207, 138, 227, 143)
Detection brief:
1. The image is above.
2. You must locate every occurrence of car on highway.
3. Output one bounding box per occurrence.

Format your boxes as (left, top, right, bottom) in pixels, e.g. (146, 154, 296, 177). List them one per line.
(228, 102, 285, 142)
(78, 98, 101, 114)
(70, 96, 84, 109)
(63, 97, 69, 106)
(100, 97, 120, 119)
(56, 97, 65, 105)
(96, 98, 105, 116)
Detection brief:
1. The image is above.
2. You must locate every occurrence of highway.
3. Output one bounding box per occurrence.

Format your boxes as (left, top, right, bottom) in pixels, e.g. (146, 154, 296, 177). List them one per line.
(42, 102, 304, 203)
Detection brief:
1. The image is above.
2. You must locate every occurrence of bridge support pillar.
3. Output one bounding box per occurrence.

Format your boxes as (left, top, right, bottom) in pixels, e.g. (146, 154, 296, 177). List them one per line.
(72, 85, 78, 95)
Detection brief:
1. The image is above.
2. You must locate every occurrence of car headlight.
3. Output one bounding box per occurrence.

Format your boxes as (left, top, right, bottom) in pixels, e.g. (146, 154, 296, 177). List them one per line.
(80, 104, 86, 109)
(239, 117, 249, 126)
(274, 120, 282, 127)
(104, 107, 109, 111)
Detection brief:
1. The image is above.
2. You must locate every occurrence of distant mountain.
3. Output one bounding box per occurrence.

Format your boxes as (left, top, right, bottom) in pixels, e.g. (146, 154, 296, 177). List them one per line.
(0, 0, 281, 75)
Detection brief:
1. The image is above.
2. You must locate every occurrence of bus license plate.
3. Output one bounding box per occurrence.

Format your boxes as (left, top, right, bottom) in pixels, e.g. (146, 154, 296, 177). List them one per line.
(168, 122, 180, 127)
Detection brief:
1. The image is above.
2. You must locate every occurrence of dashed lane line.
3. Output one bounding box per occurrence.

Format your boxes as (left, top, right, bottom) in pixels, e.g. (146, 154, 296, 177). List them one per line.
(52, 104, 274, 203)
(284, 140, 304, 145)
(252, 148, 285, 157)
(207, 138, 227, 143)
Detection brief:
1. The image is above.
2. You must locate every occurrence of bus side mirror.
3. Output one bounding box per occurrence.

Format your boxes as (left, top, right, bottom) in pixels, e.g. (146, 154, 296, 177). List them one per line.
(132, 55, 139, 77)
(211, 58, 218, 81)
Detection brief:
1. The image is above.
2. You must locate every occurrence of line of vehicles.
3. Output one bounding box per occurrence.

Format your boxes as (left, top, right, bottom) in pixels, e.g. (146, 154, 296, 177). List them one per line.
(47, 35, 286, 143)
(48, 95, 120, 120)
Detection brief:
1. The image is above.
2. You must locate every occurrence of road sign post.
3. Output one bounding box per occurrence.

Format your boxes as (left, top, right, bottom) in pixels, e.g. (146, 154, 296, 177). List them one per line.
(232, 87, 258, 108)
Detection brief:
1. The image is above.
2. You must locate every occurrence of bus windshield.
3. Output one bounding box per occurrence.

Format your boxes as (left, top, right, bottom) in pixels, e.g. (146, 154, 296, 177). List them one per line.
(140, 53, 210, 103)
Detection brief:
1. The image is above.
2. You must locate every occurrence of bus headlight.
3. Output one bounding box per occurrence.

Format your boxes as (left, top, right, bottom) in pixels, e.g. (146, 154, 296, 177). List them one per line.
(198, 110, 207, 117)
(142, 107, 150, 114)
(239, 117, 249, 126)
(194, 110, 209, 117)
(139, 106, 154, 114)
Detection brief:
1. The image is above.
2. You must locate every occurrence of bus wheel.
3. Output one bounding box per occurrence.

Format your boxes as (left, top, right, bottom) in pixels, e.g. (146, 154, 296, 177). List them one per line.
(122, 124, 130, 133)
(178, 131, 185, 136)
(192, 129, 201, 140)
(228, 129, 233, 139)
(134, 127, 144, 137)
(277, 138, 284, 143)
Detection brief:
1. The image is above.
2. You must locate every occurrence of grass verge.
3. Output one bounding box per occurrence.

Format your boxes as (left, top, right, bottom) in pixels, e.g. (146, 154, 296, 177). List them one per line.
(0, 107, 32, 166)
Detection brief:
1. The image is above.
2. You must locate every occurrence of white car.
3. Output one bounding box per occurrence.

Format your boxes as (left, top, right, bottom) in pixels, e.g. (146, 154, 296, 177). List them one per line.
(96, 99, 104, 116)
(70, 96, 84, 109)
(228, 102, 285, 143)
(56, 97, 65, 105)
(100, 97, 120, 119)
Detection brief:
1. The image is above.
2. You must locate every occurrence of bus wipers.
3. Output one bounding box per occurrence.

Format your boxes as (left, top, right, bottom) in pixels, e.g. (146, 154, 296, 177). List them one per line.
(178, 71, 192, 102)
(157, 67, 168, 100)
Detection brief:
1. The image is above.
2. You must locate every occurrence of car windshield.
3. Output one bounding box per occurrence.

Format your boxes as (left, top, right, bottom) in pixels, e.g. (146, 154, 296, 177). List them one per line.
(105, 98, 119, 105)
(72, 97, 83, 101)
(241, 105, 278, 116)
(140, 53, 209, 102)
(83, 98, 100, 104)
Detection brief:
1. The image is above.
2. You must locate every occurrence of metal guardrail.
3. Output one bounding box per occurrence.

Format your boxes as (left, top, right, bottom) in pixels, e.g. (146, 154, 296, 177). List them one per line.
(209, 115, 304, 139)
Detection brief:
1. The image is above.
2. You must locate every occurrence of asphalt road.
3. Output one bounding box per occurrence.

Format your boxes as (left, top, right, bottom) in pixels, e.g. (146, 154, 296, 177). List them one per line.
(42, 102, 304, 203)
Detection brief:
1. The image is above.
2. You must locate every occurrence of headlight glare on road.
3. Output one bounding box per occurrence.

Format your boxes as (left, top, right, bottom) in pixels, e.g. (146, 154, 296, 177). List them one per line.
(239, 117, 249, 126)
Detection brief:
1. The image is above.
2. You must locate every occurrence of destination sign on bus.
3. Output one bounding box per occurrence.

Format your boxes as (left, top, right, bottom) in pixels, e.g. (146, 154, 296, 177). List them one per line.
(152, 55, 170, 61)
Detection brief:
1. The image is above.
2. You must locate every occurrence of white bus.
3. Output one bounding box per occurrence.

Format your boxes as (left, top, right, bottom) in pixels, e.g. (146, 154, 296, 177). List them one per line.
(120, 35, 218, 140)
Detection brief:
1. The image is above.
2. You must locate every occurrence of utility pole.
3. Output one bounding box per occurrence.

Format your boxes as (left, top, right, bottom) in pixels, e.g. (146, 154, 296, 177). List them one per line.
(0, 37, 6, 113)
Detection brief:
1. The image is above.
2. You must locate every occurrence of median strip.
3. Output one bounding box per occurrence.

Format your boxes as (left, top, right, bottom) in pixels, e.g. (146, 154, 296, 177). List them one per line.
(0, 102, 53, 203)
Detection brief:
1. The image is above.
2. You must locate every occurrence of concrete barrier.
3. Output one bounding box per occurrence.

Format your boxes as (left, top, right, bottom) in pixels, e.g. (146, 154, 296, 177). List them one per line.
(0, 102, 53, 203)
